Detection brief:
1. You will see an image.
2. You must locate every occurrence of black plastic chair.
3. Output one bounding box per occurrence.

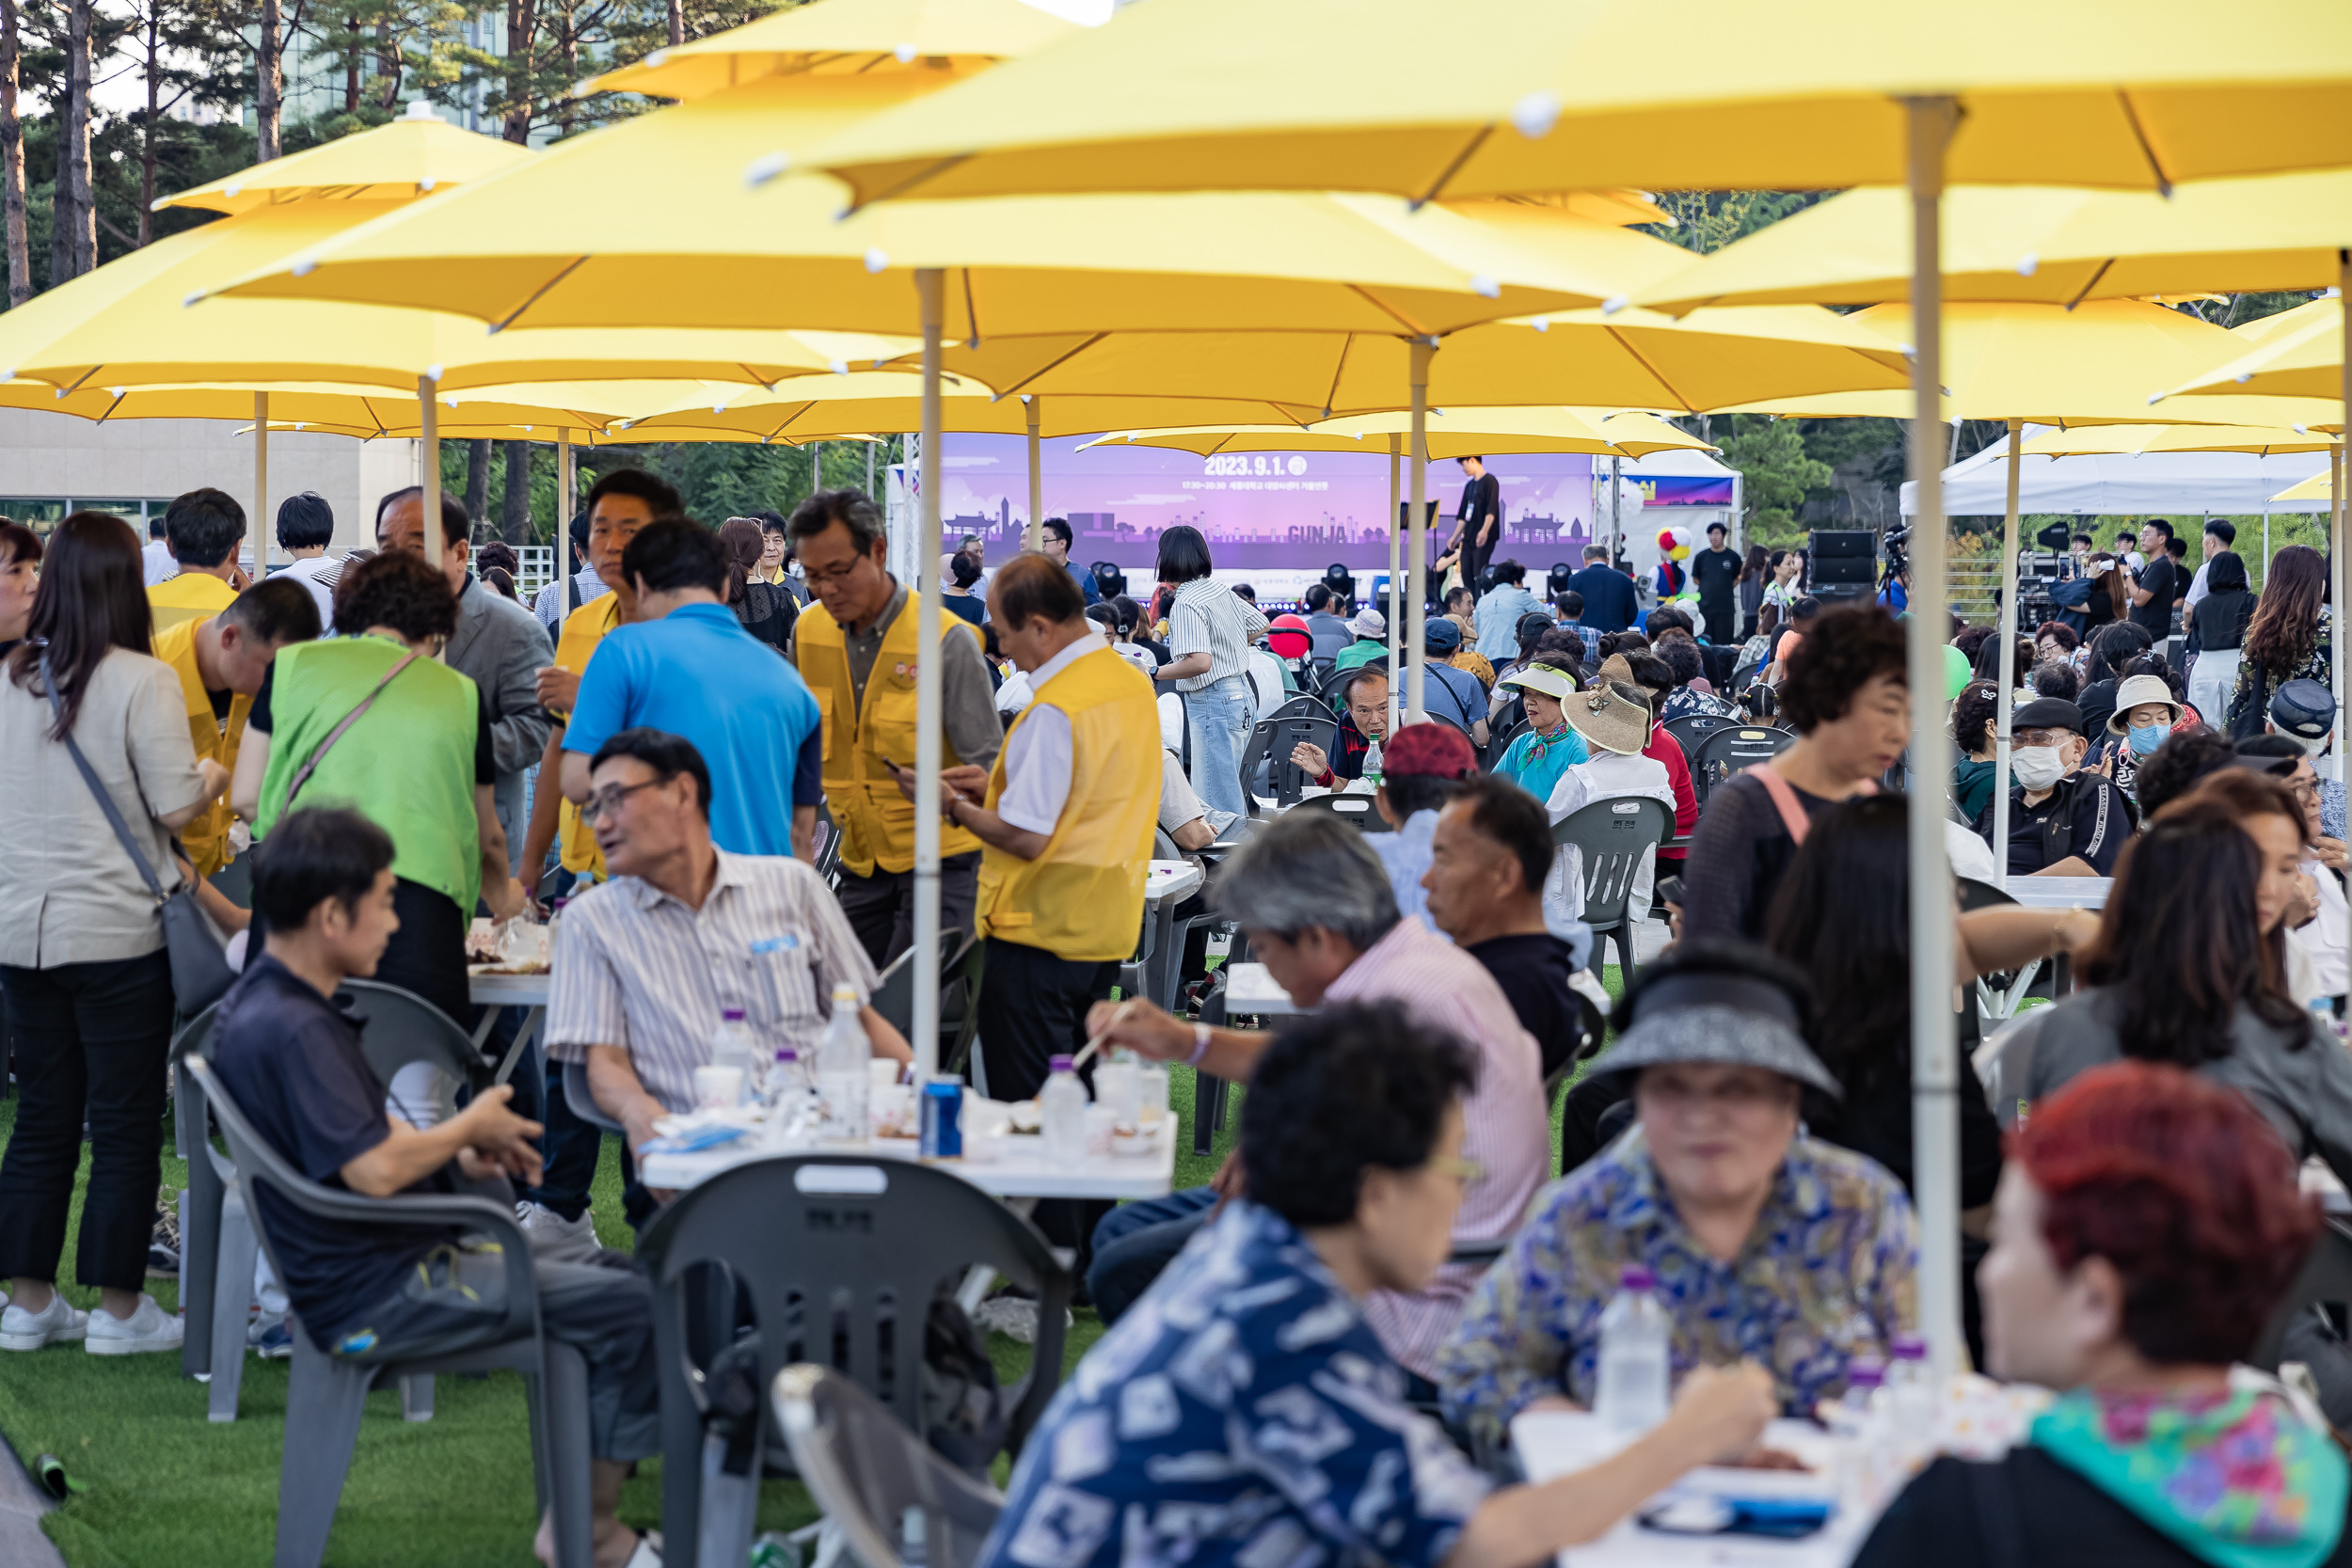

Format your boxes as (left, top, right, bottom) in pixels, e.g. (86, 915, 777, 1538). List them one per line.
(812, 801, 843, 886)
(1689, 723, 1797, 807)
(773, 1364, 1005, 1568)
(186, 1055, 597, 1568)
(633, 1154, 1073, 1568)
(1661, 711, 1737, 765)
(1280, 792, 1392, 832)
(1484, 717, 1530, 773)
(1236, 710, 1338, 816)
(872, 929, 975, 1047)
(1553, 796, 1673, 988)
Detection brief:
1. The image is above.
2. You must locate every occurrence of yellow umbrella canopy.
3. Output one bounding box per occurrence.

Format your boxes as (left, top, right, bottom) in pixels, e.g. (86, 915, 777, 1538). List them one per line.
(209, 75, 1687, 336)
(0, 378, 635, 436)
(1083, 405, 1712, 459)
(605, 379, 1336, 441)
(584, 0, 1081, 100)
(2020, 422, 2340, 457)
(158, 103, 534, 214)
(802, 0, 2352, 205)
(2169, 296, 2347, 407)
(1631, 173, 2352, 313)
(2276, 468, 2335, 502)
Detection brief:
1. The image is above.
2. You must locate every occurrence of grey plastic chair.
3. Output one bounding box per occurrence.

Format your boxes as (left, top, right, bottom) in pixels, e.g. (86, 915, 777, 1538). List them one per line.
(633, 1153, 1073, 1568)
(1553, 796, 1672, 988)
(872, 929, 975, 1046)
(813, 802, 844, 886)
(1280, 792, 1392, 833)
(563, 1057, 625, 1134)
(183, 979, 489, 1422)
(186, 1055, 597, 1568)
(1689, 723, 1797, 807)
(1236, 711, 1338, 816)
(772, 1364, 1006, 1568)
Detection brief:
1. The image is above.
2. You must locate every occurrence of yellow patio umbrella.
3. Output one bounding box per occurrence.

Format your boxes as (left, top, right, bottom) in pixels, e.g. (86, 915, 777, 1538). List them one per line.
(2276, 468, 2335, 503)
(583, 0, 1081, 100)
(155, 101, 532, 214)
(2168, 296, 2348, 410)
(2020, 422, 2339, 457)
(1630, 173, 2352, 313)
(1080, 406, 1712, 460)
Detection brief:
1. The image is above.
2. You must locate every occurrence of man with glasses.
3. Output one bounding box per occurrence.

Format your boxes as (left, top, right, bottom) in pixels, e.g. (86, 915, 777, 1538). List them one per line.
(787, 488, 1003, 968)
(1975, 697, 2129, 879)
(547, 729, 909, 1231)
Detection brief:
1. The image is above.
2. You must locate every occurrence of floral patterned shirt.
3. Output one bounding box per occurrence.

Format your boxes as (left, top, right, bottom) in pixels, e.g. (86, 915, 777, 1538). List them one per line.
(1435, 1131, 1920, 1450)
(979, 1201, 1493, 1568)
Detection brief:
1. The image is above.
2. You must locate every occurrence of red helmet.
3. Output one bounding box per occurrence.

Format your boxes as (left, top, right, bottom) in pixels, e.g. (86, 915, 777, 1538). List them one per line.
(1268, 612, 1312, 659)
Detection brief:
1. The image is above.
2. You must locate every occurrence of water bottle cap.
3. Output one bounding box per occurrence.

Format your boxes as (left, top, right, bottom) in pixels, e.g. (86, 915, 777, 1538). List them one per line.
(1049, 1054, 1074, 1071)
(774, 1048, 797, 1062)
(1889, 1334, 1928, 1361)
(723, 1008, 746, 1022)
(1618, 1264, 1655, 1291)
(1846, 1357, 1885, 1386)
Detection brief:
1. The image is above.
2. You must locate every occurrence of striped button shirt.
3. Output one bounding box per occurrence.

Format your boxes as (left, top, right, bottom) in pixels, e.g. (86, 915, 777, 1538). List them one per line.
(1167, 578, 1269, 692)
(544, 849, 880, 1115)
(1322, 917, 1551, 1380)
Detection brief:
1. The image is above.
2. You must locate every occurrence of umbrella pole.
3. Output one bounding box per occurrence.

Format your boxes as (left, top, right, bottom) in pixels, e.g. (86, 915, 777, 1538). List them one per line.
(2339, 260, 2350, 1023)
(1026, 397, 1044, 551)
(1389, 435, 1402, 736)
(254, 392, 269, 572)
(419, 373, 441, 571)
(1993, 420, 2022, 893)
(1905, 95, 1963, 1386)
(1408, 339, 1432, 722)
(557, 426, 572, 545)
(1611, 454, 1621, 569)
(914, 268, 946, 1083)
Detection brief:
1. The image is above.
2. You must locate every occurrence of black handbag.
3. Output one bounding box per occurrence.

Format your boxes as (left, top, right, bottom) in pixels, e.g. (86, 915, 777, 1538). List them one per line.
(42, 655, 236, 1014)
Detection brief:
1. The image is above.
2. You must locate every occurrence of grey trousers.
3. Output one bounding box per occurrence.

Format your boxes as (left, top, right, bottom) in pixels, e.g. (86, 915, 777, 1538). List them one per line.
(334, 1243, 660, 1463)
(834, 850, 981, 969)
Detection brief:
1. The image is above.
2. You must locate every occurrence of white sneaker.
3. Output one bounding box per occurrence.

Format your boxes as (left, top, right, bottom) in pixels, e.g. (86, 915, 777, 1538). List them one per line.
(516, 1200, 602, 1264)
(86, 1294, 183, 1355)
(0, 1293, 89, 1352)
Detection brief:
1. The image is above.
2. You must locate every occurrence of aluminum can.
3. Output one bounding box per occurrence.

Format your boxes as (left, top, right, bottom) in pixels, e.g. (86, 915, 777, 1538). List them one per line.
(920, 1080, 962, 1159)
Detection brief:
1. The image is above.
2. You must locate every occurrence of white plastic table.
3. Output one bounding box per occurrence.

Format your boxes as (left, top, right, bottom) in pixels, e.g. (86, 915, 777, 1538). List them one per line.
(1220, 960, 1304, 1016)
(1132, 860, 1207, 1010)
(468, 969, 550, 1085)
(637, 1119, 1177, 1199)
(1998, 875, 2109, 911)
(1511, 1412, 1868, 1568)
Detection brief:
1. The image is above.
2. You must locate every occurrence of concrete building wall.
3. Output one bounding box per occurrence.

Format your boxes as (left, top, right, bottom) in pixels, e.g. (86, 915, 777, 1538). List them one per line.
(0, 407, 417, 560)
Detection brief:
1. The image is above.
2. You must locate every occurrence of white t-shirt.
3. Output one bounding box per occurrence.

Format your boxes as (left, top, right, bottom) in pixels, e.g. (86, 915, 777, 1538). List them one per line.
(273, 554, 342, 626)
(2292, 859, 2348, 1001)
(993, 634, 1109, 835)
(142, 539, 176, 586)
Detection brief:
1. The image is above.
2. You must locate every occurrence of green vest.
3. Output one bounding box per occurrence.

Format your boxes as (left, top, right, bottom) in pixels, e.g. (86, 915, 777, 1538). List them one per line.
(256, 637, 484, 914)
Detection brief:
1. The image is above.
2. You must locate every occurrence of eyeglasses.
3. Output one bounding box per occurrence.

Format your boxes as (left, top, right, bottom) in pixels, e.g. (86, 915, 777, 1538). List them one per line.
(583, 779, 663, 821)
(802, 558, 874, 588)
(1424, 1156, 1486, 1186)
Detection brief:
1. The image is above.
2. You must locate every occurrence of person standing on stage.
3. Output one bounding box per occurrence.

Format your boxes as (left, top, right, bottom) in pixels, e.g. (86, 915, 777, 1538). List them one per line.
(1452, 456, 1502, 601)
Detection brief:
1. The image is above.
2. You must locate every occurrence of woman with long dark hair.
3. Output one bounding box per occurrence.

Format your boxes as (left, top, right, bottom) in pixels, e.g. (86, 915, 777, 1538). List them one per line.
(2021, 773, 2352, 1177)
(1735, 543, 1772, 640)
(716, 515, 794, 653)
(2229, 542, 2330, 734)
(0, 513, 225, 1354)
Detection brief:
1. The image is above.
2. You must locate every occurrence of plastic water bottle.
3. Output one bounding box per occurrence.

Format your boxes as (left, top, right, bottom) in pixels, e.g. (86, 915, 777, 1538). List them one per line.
(1835, 1358, 1889, 1513)
(1359, 739, 1384, 791)
(709, 1008, 764, 1104)
(763, 1048, 807, 1111)
(1884, 1334, 1934, 1473)
(816, 985, 868, 1140)
(1040, 1054, 1089, 1167)
(1593, 1264, 1672, 1436)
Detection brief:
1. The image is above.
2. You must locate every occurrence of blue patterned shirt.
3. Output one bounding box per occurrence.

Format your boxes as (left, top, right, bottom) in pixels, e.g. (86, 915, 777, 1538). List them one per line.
(980, 1202, 1492, 1568)
(1435, 1132, 1919, 1450)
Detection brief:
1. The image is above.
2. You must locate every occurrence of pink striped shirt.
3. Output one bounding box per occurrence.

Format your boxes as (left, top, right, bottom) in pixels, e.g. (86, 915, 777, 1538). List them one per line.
(1325, 917, 1550, 1379)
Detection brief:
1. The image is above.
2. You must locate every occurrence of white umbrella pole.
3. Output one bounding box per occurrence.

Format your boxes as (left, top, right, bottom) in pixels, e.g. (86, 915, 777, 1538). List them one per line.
(557, 427, 573, 544)
(1026, 397, 1044, 551)
(914, 268, 946, 1082)
(2338, 261, 2350, 1022)
(1993, 420, 2022, 893)
(419, 373, 441, 571)
(1408, 339, 1432, 722)
(1610, 454, 1621, 567)
(1389, 434, 1402, 736)
(1906, 96, 1963, 1385)
(253, 392, 269, 571)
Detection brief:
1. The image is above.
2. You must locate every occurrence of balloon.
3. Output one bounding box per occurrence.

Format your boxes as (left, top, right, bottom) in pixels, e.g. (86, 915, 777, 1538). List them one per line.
(1669, 546, 1691, 561)
(1655, 527, 1678, 552)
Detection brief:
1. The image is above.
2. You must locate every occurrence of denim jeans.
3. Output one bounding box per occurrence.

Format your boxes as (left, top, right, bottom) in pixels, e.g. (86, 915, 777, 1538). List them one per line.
(1186, 674, 1254, 822)
(1086, 1186, 1219, 1324)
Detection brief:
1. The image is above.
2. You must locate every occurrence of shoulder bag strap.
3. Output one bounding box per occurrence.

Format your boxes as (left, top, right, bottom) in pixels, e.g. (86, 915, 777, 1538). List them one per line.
(1748, 762, 1814, 846)
(281, 651, 421, 810)
(40, 653, 169, 903)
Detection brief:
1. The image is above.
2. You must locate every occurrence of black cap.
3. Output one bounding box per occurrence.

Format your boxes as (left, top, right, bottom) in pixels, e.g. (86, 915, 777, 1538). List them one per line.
(2270, 678, 2336, 742)
(2011, 697, 2087, 737)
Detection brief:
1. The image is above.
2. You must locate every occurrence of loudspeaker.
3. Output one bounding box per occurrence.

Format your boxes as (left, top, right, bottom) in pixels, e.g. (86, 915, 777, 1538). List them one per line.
(1807, 529, 1876, 561)
(1812, 582, 1870, 605)
(1810, 554, 1877, 589)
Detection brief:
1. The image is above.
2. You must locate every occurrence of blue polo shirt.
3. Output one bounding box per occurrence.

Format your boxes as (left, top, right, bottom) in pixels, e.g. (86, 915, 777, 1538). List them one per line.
(564, 600, 823, 857)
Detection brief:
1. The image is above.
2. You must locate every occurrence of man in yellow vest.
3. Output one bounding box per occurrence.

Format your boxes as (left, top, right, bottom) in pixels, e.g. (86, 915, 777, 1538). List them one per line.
(910, 551, 1159, 1105)
(147, 488, 249, 633)
(150, 576, 321, 879)
(790, 489, 1002, 968)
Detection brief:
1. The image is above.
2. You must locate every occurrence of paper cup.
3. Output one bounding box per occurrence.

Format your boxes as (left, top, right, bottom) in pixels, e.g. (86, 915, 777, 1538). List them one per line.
(693, 1065, 744, 1110)
(869, 1057, 904, 1097)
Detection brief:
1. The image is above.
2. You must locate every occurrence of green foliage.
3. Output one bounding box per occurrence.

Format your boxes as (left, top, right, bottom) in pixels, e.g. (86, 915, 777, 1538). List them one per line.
(1643, 191, 1828, 256)
(439, 435, 897, 545)
(1720, 415, 1832, 548)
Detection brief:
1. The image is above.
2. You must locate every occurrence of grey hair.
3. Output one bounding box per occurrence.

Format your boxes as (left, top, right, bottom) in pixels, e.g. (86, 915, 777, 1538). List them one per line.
(1214, 812, 1400, 952)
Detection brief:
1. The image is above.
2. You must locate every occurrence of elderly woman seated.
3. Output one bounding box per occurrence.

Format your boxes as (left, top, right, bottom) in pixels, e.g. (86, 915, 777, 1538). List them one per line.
(1437, 942, 1920, 1451)
(977, 1006, 1779, 1568)
(1854, 1061, 2349, 1568)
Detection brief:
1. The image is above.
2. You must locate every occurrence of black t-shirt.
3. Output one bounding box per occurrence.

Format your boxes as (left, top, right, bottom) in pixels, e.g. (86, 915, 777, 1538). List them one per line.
(942, 593, 986, 627)
(251, 661, 497, 786)
(1692, 546, 1741, 609)
(1977, 772, 2130, 877)
(1679, 769, 1837, 942)
(1855, 1449, 2352, 1568)
(1466, 932, 1589, 1080)
(206, 955, 456, 1341)
(208, 686, 234, 723)
(2131, 555, 2181, 636)
(1808, 1055, 2003, 1208)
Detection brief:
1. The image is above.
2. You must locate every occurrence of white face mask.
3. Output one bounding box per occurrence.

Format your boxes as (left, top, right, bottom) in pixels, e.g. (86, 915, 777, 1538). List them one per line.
(2012, 746, 2066, 790)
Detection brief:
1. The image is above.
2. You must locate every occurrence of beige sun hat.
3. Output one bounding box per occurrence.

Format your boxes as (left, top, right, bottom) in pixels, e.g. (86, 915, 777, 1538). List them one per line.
(2106, 673, 2184, 735)
(1564, 681, 1654, 755)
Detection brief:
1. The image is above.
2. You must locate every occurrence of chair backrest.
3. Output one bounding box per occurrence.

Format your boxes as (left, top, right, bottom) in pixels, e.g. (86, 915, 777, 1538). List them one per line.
(1263, 692, 1327, 725)
(562, 1057, 625, 1133)
(1662, 711, 1736, 763)
(635, 1154, 1073, 1456)
(168, 1002, 224, 1163)
(772, 1364, 1005, 1568)
(185, 1054, 538, 1360)
(1281, 792, 1392, 833)
(1235, 711, 1338, 816)
(813, 802, 843, 885)
(1689, 723, 1798, 807)
(1956, 876, 2016, 913)
(1552, 796, 1672, 928)
(1484, 717, 1530, 773)
(940, 938, 987, 1080)
(871, 928, 966, 1042)
(337, 978, 492, 1125)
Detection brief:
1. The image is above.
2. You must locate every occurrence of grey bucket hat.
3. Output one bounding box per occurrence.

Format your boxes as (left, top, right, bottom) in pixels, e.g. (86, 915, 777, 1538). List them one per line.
(1592, 969, 1841, 1099)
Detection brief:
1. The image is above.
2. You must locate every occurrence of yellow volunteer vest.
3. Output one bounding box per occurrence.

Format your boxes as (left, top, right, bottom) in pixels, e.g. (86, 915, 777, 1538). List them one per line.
(977, 643, 1161, 962)
(148, 573, 238, 635)
(151, 617, 250, 878)
(796, 591, 983, 877)
(552, 594, 624, 877)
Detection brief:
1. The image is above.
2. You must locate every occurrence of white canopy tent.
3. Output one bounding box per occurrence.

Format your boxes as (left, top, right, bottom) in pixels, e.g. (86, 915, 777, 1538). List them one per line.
(1902, 428, 2333, 517)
